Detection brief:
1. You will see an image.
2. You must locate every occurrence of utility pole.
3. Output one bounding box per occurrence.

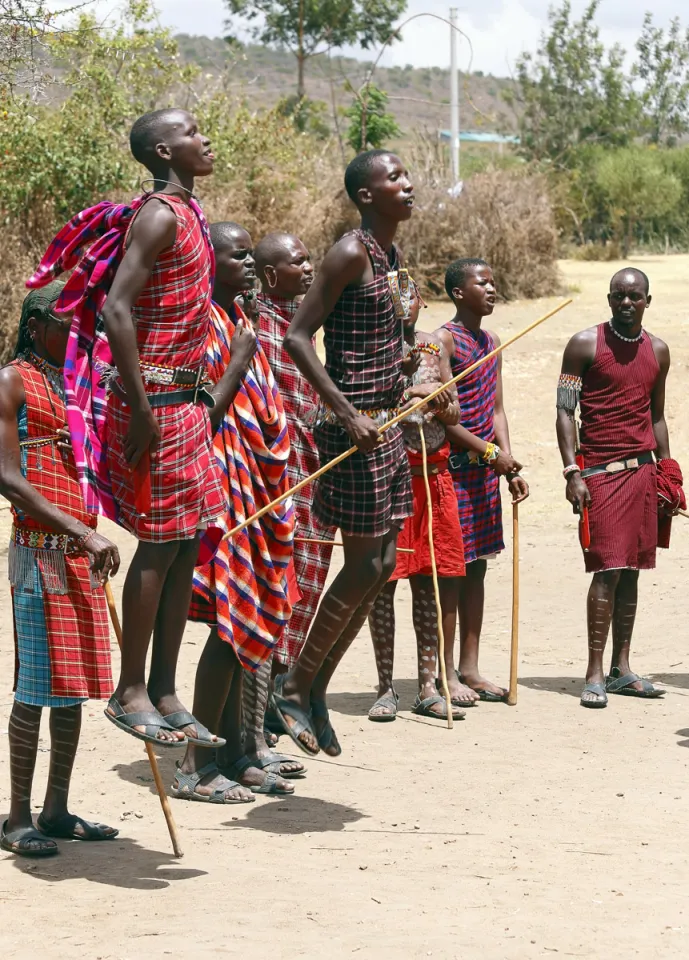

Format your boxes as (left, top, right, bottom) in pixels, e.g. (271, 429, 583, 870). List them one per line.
(449, 7, 460, 181)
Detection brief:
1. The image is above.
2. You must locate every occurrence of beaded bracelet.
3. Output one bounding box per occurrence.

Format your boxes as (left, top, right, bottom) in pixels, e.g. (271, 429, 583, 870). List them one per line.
(562, 464, 581, 479)
(481, 442, 501, 463)
(74, 528, 97, 552)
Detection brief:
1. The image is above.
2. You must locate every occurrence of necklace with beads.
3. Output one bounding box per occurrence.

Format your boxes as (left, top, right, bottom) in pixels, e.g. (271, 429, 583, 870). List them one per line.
(608, 319, 643, 343)
(27, 352, 65, 404)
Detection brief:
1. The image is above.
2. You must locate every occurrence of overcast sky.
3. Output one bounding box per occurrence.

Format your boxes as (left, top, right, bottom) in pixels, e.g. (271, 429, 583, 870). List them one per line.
(81, 1, 680, 77)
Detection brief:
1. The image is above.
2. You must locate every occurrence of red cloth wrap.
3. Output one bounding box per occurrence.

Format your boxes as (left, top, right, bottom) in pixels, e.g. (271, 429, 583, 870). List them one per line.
(657, 458, 685, 549)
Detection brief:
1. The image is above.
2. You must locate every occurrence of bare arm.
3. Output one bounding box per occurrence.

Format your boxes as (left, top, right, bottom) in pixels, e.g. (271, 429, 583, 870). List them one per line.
(0, 367, 120, 577)
(650, 336, 671, 459)
(556, 329, 596, 513)
(209, 321, 257, 431)
(283, 236, 381, 452)
(101, 199, 177, 466)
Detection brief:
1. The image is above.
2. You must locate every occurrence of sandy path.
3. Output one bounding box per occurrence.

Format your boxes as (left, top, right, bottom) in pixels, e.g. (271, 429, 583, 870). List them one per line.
(1, 256, 688, 959)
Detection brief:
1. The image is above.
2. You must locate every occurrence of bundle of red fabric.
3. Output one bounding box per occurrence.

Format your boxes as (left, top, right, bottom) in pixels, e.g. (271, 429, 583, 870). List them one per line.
(656, 458, 686, 549)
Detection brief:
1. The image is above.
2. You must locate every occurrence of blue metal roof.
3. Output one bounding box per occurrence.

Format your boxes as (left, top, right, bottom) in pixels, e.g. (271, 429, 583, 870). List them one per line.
(439, 130, 520, 144)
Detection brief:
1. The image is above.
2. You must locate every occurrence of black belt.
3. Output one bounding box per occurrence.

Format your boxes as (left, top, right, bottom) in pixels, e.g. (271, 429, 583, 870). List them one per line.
(580, 451, 654, 479)
(449, 451, 487, 471)
(147, 387, 215, 409)
(110, 381, 215, 409)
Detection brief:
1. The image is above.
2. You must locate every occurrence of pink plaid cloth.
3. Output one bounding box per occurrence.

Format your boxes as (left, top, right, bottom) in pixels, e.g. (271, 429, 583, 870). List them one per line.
(26, 193, 216, 527)
(257, 293, 335, 666)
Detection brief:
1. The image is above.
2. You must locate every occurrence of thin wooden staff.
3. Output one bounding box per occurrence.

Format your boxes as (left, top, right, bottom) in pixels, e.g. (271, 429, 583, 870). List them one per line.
(104, 582, 183, 859)
(222, 299, 573, 542)
(506, 502, 520, 706)
(418, 424, 453, 729)
(295, 536, 413, 553)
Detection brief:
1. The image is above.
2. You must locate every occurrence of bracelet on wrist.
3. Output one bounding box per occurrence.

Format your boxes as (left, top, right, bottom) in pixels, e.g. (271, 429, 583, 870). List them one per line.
(481, 442, 501, 463)
(562, 464, 581, 480)
(75, 528, 96, 552)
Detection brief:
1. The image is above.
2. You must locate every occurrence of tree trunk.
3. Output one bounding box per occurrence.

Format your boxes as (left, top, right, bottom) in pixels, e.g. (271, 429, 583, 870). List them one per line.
(297, 0, 305, 101)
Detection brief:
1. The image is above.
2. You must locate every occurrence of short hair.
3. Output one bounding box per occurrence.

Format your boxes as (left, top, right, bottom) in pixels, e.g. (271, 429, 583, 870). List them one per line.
(14, 281, 66, 359)
(254, 232, 299, 278)
(610, 267, 650, 295)
(129, 108, 188, 171)
(344, 149, 396, 203)
(209, 221, 249, 251)
(445, 258, 490, 299)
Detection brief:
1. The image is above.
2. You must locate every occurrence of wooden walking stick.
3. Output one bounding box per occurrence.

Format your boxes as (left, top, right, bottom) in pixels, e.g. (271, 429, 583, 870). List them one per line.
(506, 502, 520, 706)
(104, 581, 184, 858)
(222, 300, 573, 543)
(418, 424, 453, 729)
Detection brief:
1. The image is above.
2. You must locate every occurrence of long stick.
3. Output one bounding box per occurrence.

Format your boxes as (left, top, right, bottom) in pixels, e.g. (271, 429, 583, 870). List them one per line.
(506, 502, 520, 706)
(223, 299, 572, 543)
(418, 424, 453, 729)
(104, 582, 184, 858)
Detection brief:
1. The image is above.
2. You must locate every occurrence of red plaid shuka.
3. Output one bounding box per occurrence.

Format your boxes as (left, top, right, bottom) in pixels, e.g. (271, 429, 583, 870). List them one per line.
(313, 229, 412, 537)
(190, 302, 295, 671)
(444, 322, 503, 563)
(257, 293, 335, 666)
(9, 360, 112, 700)
(104, 194, 224, 541)
(27, 193, 224, 543)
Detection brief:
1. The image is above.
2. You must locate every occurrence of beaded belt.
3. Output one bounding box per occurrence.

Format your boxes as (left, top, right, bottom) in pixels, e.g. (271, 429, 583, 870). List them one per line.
(11, 524, 72, 552)
(140, 362, 206, 388)
(18, 433, 61, 450)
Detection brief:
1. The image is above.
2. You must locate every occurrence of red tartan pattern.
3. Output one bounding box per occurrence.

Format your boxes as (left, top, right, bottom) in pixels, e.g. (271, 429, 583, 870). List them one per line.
(104, 194, 224, 541)
(127, 194, 212, 372)
(105, 391, 222, 542)
(257, 294, 335, 665)
(9, 360, 112, 699)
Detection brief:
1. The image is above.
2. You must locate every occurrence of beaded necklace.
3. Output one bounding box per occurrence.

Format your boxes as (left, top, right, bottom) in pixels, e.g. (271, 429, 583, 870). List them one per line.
(608, 319, 643, 343)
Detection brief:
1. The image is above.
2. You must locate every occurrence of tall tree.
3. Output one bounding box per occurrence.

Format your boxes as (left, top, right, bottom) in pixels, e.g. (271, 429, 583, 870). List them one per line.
(345, 82, 400, 152)
(506, 0, 639, 168)
(633, 13, 689, 146)
(224, 0, 407, 101)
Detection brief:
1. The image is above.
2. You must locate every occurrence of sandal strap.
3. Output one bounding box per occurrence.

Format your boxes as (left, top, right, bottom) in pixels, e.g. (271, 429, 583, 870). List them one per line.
(172, 761, 218, 795)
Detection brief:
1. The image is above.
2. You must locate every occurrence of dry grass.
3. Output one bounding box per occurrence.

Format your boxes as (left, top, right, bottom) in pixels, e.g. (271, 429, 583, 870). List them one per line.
(0, 144, 561, 363)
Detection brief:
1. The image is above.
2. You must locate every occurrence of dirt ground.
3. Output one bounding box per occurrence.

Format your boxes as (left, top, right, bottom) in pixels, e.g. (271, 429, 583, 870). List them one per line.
(1, 255, 688, 960)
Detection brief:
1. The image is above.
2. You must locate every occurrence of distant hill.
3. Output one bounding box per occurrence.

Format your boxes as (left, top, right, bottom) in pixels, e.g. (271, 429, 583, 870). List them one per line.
(175, 35, 516, 137)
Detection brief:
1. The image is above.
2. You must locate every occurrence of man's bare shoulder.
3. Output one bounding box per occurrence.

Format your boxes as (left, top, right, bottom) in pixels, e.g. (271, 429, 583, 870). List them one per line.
(0, 364, 25, 415)
(647, 330, 670, 364)
(326, 233, 370, 268)
(565, 326, 598, 353)
(127, 196, 177, 247)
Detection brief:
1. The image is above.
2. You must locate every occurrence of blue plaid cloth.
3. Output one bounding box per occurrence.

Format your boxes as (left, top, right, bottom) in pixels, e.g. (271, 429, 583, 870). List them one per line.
(13, 563, 83, 708)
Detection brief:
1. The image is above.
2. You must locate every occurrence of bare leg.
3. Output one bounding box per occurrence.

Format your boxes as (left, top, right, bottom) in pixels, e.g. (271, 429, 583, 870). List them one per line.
(242, 658, 302, 779)
(7, 702, 43, 832)
(148, 537, 219, 741)
(439, 577, 479, 704)
(457, 559, 506, 697)
(109, 540, 184, 742)
(367, 580, 398, 718)
(609, 569, 647, 693)
(582, 569, 620, 704)
(39, 705, 117, 838)
(174, 630, 253, 802)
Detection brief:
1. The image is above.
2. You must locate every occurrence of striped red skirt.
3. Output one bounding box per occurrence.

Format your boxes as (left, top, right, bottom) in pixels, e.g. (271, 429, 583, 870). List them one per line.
(584, 462, 657, 572)
(451, 460, 504, 564)
(391, 448, 465, 580)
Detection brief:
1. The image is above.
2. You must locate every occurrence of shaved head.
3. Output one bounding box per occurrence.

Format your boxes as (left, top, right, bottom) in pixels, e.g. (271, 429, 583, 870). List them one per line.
(209, 221, 249, 251)
(254, 233, 301, 277)
(610, 267, 650, 294)
(129, 108, 192, 171)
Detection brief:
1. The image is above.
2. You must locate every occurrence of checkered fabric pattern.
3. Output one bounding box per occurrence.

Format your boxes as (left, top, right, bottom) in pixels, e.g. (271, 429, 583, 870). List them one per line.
(9, 361, 112, 701)
(26, 194, 217, 529)
(257, 294, 336, 666)
(322, 229, 406, 412)
(443, 322, 503, 562)
(190, 303, 294, 672)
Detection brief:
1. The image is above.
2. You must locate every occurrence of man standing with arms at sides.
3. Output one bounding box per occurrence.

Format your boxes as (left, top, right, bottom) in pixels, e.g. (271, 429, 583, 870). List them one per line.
(274, 150, 451, 757)
(556, 268, 682, 708)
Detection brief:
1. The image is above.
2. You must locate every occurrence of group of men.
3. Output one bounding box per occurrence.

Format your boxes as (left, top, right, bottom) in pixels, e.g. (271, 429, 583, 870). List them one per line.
(0, 106, 683, 858)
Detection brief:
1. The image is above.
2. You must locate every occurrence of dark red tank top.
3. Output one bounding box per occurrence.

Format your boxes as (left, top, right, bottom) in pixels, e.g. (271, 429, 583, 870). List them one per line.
(579, 322, 659, 466)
